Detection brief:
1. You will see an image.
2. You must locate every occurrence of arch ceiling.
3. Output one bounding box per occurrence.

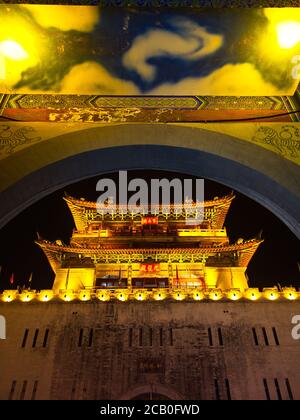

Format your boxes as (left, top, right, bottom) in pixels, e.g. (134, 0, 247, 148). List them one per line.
(1, 3, 300, 96)
(0, 1, 299, 238)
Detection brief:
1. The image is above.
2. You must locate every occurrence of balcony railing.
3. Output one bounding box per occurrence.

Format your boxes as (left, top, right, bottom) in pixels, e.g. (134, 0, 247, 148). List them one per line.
(72, 228, 227, 238)
(177, 229, 227, 237)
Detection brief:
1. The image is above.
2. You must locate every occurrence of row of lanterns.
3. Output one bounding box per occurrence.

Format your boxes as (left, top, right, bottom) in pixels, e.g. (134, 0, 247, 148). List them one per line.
(0, 287, 299, 303)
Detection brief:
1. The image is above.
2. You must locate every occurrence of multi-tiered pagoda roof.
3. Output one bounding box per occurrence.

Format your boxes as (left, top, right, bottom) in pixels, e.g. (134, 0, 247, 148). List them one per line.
(37, 194, 262, 282)
(63, 193, 235, 231)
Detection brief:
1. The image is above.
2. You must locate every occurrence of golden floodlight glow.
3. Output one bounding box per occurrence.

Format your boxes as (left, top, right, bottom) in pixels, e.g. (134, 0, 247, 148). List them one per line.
(19, 291, 35, 302)
(60, 291, 74, 302)
(286, 292, 297, 300)
(245, 288, 261, 301)
(259, 9, 300, 78)
(227, 290, 242, 301)
(192, 290, 205, 301)
(0, 13, 42, 87)
(117, 292, 128, 302)
(96, 290, 110, 302)
(277, 21, 300, 49)
(282, 288, 298, 300)
(264, 289, 280, 301)
(38, 290, 54, 302)
(0, 40, 28, 60)
(79, 291, 91, 301)
(209, 290, 222, 301)
(173, 291, 186, 301)
(135, 291, 147, 301)
(153, 291, 166, 301)
(1, 291, 17, 302)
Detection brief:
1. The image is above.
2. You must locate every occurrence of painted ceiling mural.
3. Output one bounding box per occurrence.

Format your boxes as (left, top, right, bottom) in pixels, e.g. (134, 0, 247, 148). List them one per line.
(0, 5, 300, 95)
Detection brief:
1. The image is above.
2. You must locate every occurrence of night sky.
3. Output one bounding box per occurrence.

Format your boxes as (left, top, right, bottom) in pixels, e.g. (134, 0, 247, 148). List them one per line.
(0, 170, 299, 291)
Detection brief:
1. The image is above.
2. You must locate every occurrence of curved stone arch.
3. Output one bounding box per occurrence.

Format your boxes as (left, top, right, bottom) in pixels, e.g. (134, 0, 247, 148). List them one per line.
(0, 124, 299, 238)
(117, 383, 185, 400)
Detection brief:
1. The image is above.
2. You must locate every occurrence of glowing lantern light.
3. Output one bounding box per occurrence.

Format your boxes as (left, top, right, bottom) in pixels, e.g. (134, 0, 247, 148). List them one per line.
(1, 290, 17, 302)
(192, 290, 205, 301)
(153, 291, 166, 301)
(96, 290, 110, 302)
(38, 290, 54, 302)
(276, 21, 300, 49)
(60, 291, 74, 302)
(282, 287, 298, 301)
(173, 291, 186, 301)
(135, 291, 147, 301)
(79, 291, 91, 301)
(209, 289, 222, 301)
(245, 289, 261, 301)
(117, 292, 128, 302)
(0, 40, 29, 81)
(264, 288, 280, 301)
(20, 291, 35, 302)
(227, 289, 242, 301)
(0, 40, 28, 60)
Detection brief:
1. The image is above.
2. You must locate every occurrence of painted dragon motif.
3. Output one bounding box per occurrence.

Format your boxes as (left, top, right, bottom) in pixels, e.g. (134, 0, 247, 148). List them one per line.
(252, 126, 300, 159)
(0, 125, 41, 155)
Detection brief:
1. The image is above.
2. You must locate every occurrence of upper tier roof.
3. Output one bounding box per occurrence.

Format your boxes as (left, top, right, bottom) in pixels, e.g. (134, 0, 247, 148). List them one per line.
(64, 193, 235, 231)
(36, 237, 262, 272)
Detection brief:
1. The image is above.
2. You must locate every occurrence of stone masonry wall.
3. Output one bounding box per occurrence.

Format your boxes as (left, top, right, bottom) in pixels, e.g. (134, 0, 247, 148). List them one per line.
(0, 300, 300, 400)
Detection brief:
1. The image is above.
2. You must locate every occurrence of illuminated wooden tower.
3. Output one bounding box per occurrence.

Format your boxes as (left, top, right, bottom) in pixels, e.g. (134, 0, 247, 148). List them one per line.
(37, 194, 262, 298)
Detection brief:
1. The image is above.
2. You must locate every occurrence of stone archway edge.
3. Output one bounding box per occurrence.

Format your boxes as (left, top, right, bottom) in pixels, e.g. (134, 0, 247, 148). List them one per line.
(0, 123, 299, 237)
(1, 122, 300, 169)
(0, 123, 299, 191)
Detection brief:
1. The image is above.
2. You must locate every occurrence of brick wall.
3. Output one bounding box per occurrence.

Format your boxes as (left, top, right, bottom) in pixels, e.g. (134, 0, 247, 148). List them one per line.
(0, 300, 299, 400)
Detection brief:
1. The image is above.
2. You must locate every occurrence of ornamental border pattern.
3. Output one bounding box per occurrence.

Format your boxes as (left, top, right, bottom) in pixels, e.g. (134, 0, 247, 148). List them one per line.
(0, 94, 286, 111)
